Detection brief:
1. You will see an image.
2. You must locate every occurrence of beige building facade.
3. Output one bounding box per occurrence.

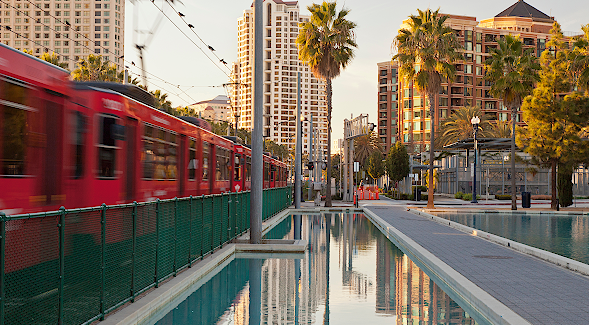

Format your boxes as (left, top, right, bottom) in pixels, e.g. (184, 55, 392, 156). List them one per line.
(230, 0, 328, 153)
(1, 0, 124, 71)
(188, 95, 232, 122)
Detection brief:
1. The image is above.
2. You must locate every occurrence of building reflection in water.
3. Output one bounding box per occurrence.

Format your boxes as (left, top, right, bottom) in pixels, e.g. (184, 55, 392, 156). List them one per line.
(155, 214, 478, 324)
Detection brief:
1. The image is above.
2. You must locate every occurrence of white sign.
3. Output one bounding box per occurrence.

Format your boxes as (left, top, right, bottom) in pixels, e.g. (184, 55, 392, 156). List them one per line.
(470, 163, 474, 177)
(344, 115, 370, 139)
(354, 161, 359, 173)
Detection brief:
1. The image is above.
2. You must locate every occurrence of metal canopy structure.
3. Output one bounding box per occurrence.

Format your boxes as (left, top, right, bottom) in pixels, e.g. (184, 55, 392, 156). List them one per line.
(443, 138, 513, 151)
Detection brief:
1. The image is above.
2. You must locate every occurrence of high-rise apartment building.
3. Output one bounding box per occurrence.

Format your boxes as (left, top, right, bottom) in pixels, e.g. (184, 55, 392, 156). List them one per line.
(231, 0, 328, 153)
(1, 0, 125, 71)
(378, 0, 556, 154)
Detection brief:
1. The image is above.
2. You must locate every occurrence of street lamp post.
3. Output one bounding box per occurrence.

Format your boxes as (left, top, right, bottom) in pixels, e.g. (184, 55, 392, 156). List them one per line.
(471, 116, 480, 204)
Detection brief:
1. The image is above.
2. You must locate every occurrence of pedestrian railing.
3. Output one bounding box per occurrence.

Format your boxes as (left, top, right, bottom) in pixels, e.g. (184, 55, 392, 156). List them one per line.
(0, 186, 292, 325)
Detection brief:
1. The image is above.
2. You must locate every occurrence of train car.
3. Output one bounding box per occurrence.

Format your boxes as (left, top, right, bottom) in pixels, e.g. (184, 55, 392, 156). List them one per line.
(0, 43, 289, 216)
(0, 43, 72, 215)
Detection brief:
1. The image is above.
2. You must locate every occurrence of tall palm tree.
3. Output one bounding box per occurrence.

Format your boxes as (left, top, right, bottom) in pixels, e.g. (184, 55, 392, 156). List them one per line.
(436, 106, 495, 147)
(296, 1, 357, 207)
(151, 89, 175, 115)
(72, 54, 119, 81)
(393, 8, 461, 209)
(485, 34, 540, 210)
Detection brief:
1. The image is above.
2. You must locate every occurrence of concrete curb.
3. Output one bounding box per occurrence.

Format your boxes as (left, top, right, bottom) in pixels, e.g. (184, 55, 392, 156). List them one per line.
(362, 207, 531, 325)
(411, 209, 589, 277)
(423, 208, 589, 216)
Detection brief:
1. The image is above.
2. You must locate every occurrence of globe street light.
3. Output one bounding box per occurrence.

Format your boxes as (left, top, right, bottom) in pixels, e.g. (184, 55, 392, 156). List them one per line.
(471, 116, 480, 203)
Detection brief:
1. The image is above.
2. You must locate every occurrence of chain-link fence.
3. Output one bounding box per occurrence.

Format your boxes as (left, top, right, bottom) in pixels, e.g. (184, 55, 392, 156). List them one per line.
(0, 186, 292, 325)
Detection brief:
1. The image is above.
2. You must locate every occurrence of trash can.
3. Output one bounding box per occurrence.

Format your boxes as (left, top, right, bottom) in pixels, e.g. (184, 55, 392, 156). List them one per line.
(414, 187, 421, 201)
(522, 191, 531, 208)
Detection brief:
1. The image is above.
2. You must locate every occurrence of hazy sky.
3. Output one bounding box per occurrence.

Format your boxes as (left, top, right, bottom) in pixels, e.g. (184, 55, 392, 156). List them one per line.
(123, 0, 588, 141)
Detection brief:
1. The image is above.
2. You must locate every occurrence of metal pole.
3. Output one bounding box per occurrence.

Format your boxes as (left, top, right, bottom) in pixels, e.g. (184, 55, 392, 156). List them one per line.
(295, 72, 302, 209)
(349, 139, 354, 202)
(58, 207, 65, 325)
(472, 125, 478, 203)
(248, 259, 262, 324)
(308, 113, 314, 201)
(0, 212, 4, 325)
(343, 137, 348, 201)
(250, 0, 263, 244)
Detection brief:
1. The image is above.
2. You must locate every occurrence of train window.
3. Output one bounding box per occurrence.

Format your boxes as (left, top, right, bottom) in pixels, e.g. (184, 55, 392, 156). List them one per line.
(264, 162, 269, 182)
(234, 154, 241, 181)
(71, 111, 86, 178)
(98, 115, 119, 178)
(246, 156, 251, 182)
(216, 147, 230, 181)
(202, 142, 209, 180)
(142, 125, 155, 179)
(1, 79, 30, 176)
(188, 138, 196, 180)
(142, 124, 177, 180)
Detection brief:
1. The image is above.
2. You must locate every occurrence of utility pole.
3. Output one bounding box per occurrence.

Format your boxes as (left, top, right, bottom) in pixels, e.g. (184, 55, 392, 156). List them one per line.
(294, 72, 302, 209)
(250, 0, 263, 244)
(308, 113, 314, 202)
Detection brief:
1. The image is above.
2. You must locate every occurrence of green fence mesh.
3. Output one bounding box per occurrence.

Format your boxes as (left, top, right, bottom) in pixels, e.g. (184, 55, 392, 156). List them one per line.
(0, 186, 291, 325)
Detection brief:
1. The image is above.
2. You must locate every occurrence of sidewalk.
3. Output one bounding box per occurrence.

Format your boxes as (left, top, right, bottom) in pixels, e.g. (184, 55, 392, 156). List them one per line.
(364, 204, 589, 324)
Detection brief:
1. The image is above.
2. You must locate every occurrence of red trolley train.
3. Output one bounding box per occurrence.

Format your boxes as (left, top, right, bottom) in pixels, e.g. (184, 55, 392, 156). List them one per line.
(0, 43, 288, 216)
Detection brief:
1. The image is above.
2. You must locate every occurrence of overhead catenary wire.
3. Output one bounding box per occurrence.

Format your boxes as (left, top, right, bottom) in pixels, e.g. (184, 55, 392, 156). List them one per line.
(14, 0, 227, 105)
(17, 0, 209, 92)
(150, 0, 234, 81)
(164, 1, 231, 72)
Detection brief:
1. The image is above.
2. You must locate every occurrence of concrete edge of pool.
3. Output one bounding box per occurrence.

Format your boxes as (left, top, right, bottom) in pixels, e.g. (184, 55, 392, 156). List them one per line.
(361, 208, 531, 325)
(410, 208, 589, 277)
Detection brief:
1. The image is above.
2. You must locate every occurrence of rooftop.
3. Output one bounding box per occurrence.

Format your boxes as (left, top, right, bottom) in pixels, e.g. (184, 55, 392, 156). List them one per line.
(495, 0, 553, 21)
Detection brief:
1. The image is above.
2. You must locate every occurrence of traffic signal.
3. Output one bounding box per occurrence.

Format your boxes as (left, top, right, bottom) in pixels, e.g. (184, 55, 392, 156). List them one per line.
(307, 162, 314, 170)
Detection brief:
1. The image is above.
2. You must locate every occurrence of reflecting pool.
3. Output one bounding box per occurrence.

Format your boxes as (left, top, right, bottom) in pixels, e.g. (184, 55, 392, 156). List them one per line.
(431, 212, 589, 265)
(153, 214, 479, 324)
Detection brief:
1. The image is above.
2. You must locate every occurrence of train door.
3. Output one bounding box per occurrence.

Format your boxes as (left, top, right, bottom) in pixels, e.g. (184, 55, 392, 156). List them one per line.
(125, 117, 137, 201)
(178, 135, 186, 197)
(44, 91, 65, 206)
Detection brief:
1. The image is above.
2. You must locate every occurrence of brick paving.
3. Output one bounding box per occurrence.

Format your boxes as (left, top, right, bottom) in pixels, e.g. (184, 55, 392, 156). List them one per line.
(364, 205, 589, 325)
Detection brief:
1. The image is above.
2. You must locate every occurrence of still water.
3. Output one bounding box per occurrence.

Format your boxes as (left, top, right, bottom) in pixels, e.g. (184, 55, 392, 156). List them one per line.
(431, 212, 589, 265)
(154, 214, 479, 325)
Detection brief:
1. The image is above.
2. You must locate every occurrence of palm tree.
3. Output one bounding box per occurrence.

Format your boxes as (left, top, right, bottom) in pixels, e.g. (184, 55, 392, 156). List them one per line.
(393, 8, 461, 209)
(354, 131, 382, 165)
(570, 24, 589, 92)
(485, 34, 540, 210)
(436, 106, 495, 147)
(71, 54, 118, 81)
(296, 1, 357, 207)
(151, 89, 175, 115)
(489, 120, 512, 139)
(39, 53, 70, 70)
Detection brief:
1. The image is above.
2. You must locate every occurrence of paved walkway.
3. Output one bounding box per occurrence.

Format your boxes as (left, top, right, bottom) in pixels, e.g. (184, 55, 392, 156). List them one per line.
(364, 204, 589, 325)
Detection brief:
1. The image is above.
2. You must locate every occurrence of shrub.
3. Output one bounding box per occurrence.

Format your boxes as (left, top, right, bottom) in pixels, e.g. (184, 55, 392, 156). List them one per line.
(462, 193, 472, 201)
(455, 191, 464, 199)
(495, 194, 511, 200)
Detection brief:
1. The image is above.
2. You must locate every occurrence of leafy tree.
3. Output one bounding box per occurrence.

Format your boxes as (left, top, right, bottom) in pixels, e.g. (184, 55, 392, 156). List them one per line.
(367, 150, 385, 183)
(385, 142, 410, 193)
(486, 34, 540, 210)
(264, 139, 289, 160)
(71, 54, 118, 81)
(436, 106, 495, 147)
(296, 1, 357, 207)
(518, 23, 589, 209)
(393, 8, 461, 208)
